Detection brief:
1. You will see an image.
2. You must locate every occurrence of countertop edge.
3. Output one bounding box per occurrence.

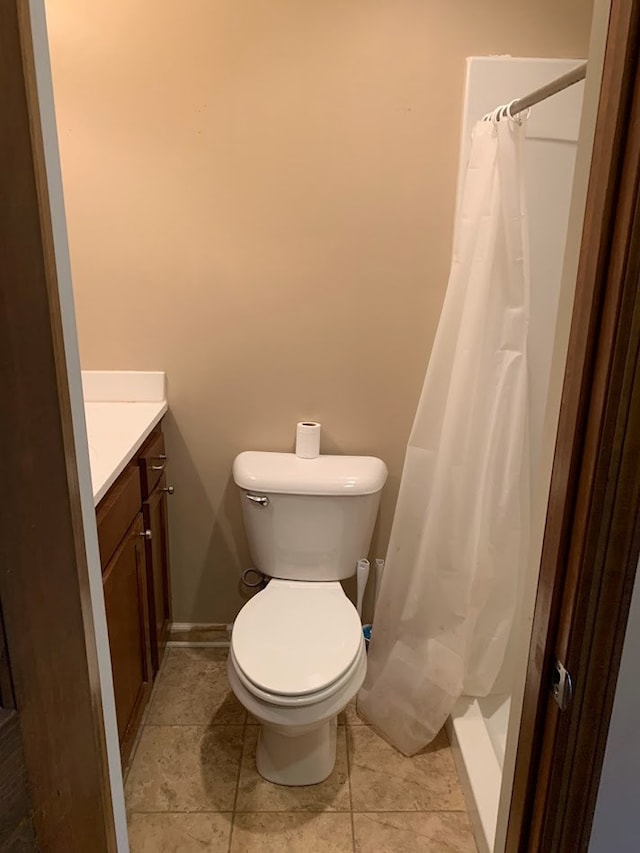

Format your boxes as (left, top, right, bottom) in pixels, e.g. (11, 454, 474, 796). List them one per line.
(93, 402, 168, 506)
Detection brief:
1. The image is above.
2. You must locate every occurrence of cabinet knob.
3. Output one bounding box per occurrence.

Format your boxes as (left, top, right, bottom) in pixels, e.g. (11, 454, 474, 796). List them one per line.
(162, 485, 175, 495)
(139, 529, 152, 540)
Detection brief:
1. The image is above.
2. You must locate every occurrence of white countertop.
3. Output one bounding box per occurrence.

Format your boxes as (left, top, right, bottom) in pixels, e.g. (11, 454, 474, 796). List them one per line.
(82, 372, 168, 505)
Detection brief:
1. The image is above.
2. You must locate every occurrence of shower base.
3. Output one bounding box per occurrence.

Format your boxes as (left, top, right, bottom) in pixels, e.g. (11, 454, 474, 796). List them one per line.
(447, 693, 511, 853)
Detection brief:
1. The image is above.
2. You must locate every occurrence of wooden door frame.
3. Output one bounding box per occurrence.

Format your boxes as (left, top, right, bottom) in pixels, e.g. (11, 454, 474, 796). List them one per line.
(0, 605, 37, 848)
(506, 0, 640, 848)
(1, 2, 116, 850)
(4, 0, 639, 849)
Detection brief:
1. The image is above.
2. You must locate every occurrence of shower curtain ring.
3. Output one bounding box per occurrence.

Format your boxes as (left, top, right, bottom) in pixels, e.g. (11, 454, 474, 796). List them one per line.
(483, 105, 503, 123)
(505, 98, 531, 124)
(484, 100, 532, 125)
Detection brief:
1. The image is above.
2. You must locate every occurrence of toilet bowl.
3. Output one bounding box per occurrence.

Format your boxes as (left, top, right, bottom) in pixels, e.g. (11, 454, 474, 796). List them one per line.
(228, 450, 387, 786)
(227, 579, 367, 785)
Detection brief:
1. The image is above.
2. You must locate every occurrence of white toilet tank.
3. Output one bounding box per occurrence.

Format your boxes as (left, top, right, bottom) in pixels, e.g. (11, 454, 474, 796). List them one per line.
(232, 451, 387, 581)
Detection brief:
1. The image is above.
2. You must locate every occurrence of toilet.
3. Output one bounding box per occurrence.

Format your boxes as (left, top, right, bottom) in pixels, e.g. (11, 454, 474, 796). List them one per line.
(227, 450, 387, 786)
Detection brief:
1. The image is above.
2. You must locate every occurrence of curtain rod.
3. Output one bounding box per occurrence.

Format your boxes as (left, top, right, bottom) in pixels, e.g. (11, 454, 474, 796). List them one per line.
(509, 61, 587, 117)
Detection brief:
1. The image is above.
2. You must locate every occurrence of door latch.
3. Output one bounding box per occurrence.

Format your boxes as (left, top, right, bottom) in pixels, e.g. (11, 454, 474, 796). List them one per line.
(551, 659, 573, 711)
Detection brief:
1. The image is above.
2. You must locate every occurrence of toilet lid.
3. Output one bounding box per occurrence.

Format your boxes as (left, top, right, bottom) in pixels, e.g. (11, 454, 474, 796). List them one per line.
(231, 580, 363, 697)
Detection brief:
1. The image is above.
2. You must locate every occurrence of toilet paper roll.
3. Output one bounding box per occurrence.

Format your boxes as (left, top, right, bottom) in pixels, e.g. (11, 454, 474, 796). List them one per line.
(295, 421, 321, 458)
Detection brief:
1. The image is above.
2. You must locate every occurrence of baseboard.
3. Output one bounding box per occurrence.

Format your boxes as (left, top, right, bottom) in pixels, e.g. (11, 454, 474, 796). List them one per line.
(168, 622, 233, 648)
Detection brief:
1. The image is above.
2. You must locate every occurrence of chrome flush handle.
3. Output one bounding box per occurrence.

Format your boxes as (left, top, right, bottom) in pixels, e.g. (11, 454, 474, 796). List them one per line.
(245, 493, 269, 507)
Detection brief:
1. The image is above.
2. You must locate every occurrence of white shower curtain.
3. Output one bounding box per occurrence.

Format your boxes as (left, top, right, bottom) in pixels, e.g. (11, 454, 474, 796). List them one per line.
(358, 115, 530, 756)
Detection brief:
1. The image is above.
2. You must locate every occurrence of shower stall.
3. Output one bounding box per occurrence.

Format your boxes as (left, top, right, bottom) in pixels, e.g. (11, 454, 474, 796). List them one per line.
(445, 56, 586, 853)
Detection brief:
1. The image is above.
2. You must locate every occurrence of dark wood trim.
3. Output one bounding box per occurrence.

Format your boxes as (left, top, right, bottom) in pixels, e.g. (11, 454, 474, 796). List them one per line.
(537, 77, 640, 852)
(551, 216, 640, 850)
(0, 709, 37, 851)
(0, 602, 36, 848)
(0, 604, 35, 849)
(506, 0, 640, 849)
(0, 606, 16, 712)
(0, 2, 116, 850)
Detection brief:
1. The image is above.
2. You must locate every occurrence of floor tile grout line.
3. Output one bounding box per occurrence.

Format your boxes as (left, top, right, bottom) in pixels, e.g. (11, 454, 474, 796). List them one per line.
(141, 722, 351, 728)
(345, 721, 356, 852)
(227, 713, 248, 853)
(126, 808, 472, 815)
(143, 722, 247, 728)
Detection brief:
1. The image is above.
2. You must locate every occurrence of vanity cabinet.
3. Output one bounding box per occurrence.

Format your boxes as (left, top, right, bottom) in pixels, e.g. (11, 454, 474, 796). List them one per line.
(102, 514, 152, 763)
(138, 429, 173, 674)
(97, 467, 152, 765)
(96, 422, 173, 762)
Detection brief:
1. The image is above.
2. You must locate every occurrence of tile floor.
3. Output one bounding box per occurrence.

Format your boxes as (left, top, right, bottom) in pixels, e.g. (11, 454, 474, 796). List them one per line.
(125, 647, 477, 852)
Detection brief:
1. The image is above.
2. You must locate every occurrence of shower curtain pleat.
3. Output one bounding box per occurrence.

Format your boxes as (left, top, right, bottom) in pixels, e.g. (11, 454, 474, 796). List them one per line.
(358, 118, 530, 756)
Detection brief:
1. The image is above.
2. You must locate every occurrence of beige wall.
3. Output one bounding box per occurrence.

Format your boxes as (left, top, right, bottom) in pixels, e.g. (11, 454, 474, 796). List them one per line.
(46, 0, 592, 623)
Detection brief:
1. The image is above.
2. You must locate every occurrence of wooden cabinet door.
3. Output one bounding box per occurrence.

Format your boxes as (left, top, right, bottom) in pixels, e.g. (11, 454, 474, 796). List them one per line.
(143, 474, 172, 675)
(103, 514, 152, 765)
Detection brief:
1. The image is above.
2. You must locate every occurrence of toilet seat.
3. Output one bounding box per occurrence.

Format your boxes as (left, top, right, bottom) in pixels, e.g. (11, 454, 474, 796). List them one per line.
(229, 643, 366, 708)
(231, 579, 363, 699)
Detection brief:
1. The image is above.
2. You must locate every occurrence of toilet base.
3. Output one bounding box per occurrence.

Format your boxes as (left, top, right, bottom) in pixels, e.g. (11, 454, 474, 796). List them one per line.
(256, 716, 338, 786)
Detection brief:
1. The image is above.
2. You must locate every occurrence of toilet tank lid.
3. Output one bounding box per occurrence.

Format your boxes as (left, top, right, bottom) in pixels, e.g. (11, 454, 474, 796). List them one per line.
(232, 451, 387, 496)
